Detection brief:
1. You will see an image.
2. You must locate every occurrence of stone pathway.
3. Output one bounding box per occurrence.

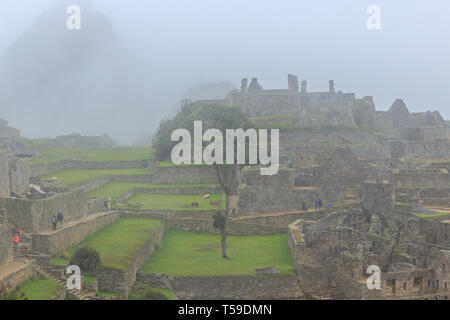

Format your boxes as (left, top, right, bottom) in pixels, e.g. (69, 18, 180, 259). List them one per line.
(0, 261, 28, 281)
(39, 211, 113, 236)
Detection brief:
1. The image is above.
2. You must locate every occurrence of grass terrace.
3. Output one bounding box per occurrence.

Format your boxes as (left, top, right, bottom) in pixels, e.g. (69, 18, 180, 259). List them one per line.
(29, 147, 153, 164)
(17, 279, 62, 300)
(141, 229, 296, 276)
(41, 168, 151, 186)
(88, 182, 219, 200)
(126, 193, 225, 210)
(56, 218, 162, 270)
(128, 282, 178, 300)
(412, 211, 450, 219)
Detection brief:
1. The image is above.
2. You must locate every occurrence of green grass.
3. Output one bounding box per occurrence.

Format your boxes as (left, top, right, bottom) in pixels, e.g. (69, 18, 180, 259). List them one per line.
(29, 147, 154, 164)
(83, 275, 97, 284)
(128, 282, 178, 300)
(141, 229, 296, 276)
(157, 161, 208, 167)
(50, 257, 69, 266)
(65, 218, 163, 270)
(41, 168, 151, 186)
(412, 211, 450, 219)
(88, 182, 219, 200)
(126, 193, 225, 210)
(17, 279, 62, 300)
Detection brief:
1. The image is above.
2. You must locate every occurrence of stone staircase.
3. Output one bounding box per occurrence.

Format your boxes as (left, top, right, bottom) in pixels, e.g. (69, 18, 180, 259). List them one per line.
(13, 233, 32, 262)
(35, 265, 96, 300)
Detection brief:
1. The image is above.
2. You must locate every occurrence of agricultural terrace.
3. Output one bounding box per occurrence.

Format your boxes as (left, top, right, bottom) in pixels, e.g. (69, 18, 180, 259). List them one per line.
(41, 168, 151, 186)
(54, 218, 162, 270)
(88, 182, 219, 200)
(126, 193, 225, 210)
(142, 229, 296, 276)
(29, 147, 153, 164)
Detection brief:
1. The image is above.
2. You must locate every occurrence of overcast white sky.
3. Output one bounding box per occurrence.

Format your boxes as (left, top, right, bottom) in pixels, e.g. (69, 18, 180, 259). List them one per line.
(0, 0, 449, 140)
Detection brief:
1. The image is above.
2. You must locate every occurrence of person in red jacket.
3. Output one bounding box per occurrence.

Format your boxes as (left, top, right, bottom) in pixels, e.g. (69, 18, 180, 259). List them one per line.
(13, 234, 20, 251)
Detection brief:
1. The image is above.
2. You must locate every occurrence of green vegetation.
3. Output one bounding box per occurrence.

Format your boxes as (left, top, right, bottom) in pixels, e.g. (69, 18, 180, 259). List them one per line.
(41, 168, 151, 186)
(65, 218, 162, 270)
(70, 246, 101, 273)
(412, 211, 450, 219)
(83, 275, 97, 284)
(126, 193, 225, 210)
(29, 147, 153, 164)
(142, 229, 296, 276)
(88, 182, 218, 200)
(17, 279, 62, 300)
(128, 282, 178, 300)
(50, 257, 69, 266)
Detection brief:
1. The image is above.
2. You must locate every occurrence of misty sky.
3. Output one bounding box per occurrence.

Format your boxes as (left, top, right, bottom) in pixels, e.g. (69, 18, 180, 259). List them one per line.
(0, 0, 449, 143)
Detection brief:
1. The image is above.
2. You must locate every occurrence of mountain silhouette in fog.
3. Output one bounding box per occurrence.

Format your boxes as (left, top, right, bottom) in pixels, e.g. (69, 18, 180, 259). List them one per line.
(0, 0, 163, 143)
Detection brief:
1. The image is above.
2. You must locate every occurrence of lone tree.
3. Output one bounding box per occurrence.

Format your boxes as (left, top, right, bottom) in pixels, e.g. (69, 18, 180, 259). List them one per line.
(153, 101, 252, 258)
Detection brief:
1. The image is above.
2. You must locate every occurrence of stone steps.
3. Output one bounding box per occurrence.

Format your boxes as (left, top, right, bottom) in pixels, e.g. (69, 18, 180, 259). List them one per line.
(36, 266, 94, 300)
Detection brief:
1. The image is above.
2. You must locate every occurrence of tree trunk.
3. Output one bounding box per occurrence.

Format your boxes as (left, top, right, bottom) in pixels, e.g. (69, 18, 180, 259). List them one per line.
(221, 193, 229, 259)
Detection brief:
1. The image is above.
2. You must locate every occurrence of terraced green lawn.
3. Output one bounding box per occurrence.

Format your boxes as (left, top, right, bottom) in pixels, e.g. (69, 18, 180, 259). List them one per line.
(126, 193, 225, 210)
(88, 182, 219, 200)
(29, 147, 153, 164)
(41, 168, 151, 186)
(413, 211, 450, 219)
(141, 229, 296, 276)
(63, 218, 162, 270)
(17, 279, 62, 300)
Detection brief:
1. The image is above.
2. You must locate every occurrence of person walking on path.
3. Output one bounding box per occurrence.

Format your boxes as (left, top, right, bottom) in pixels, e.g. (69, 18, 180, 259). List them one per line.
(13, 234, 20, 251)
(57, 212, 64, 229)
(52, 215, 57, 231)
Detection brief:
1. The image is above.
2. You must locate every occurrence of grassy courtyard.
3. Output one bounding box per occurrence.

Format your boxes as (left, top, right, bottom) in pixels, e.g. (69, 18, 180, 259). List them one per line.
(141, 229, 296, 276)
(88, 182, 219, 200)
(17, 279, 62, 300)
(126, 193, 225, 210)
(41, 168, 151, 186)
(29, 147, 153, 164)
(61, 218, 162, 270)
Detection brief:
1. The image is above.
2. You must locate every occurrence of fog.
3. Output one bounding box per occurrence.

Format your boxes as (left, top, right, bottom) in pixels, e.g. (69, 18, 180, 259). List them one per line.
(0, 0, 449, 144)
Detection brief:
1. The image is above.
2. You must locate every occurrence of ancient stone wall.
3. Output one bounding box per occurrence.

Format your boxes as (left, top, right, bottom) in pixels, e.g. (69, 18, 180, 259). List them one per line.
(242, 167, 294, 188)
(0, 150, 10, 197)
(152, 165, 218, 184)
(0, 262, 35, 291)
(238, 186, 318, 215)
(138, 274, 302, 299)
(0, 188, 88, 233)
(9, 158, 30, 196)
(31, 212, 119, 254)
(0, 224, 13, 268)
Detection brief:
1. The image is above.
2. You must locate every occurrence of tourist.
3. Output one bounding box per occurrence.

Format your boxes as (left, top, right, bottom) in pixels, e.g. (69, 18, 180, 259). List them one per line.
(314, 200, 318, 211)
(13, 234, 19, 251)
(15, 227, 22, 240)
(57, 212, 64, 229)
(302, 201, 307, 211)
(104, 200, 109, 211)
(52, 215, 57, 231)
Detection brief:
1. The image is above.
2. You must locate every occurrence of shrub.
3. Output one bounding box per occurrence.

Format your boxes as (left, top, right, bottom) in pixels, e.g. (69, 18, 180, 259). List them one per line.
(144, 288, 168, 300)
(69, 246, 101, 273)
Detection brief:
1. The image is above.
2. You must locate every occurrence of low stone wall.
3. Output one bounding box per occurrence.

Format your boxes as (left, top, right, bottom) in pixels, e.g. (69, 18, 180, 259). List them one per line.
(0, 262, 35, 291)
(137, 273, 303, 299)
(238, 186, 319, 215)
(9, 158, 31, 196)
(0, 224, 13, 268)
(0, 188, 88, 233)
(243, 167, 295, 188)
(30, 159, 148, 177)
(152, 165, 218, 184)
(88, 198, 107, 215)
(71, 173, 154, 192)
(97, 221, 165, 297)
(32, 212, 120, 254)
(0, 150, 10, 197)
